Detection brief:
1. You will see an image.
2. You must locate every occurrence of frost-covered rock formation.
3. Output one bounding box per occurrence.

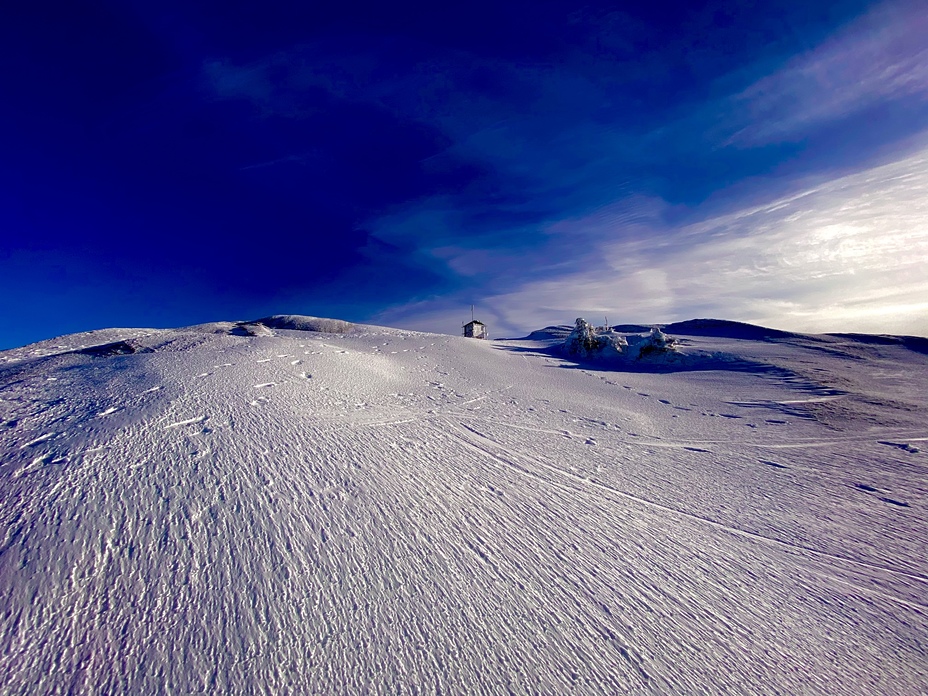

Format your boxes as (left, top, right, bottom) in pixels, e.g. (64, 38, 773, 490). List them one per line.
(563, 318, 681, 362)
(626, 326, 681, 362)
(564, 318, 628, 358)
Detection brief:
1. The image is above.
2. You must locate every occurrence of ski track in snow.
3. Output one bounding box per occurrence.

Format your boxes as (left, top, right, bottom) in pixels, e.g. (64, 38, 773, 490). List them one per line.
(0, 324, 927, 694)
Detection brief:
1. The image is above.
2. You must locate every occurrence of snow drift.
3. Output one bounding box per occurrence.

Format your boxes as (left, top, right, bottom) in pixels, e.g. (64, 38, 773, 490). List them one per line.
(1, 315, 926, 694)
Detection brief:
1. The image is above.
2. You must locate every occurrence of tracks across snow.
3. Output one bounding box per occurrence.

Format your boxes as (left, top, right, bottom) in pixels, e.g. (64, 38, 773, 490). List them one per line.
(443, 419, 928, 590)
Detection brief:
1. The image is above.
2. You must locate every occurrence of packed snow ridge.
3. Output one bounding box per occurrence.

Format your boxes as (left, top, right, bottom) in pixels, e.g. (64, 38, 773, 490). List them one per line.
(1, 314, 926, 694)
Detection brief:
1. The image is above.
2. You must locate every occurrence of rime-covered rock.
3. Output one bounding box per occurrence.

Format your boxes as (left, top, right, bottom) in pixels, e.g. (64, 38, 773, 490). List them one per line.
(625, 327, 682, 362)
(564, 318, 628, 358)
(563, 319, 683, 362)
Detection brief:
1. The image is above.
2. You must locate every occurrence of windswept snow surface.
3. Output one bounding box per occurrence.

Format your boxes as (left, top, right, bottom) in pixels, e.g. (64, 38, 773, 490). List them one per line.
(1, 318, 927, 694)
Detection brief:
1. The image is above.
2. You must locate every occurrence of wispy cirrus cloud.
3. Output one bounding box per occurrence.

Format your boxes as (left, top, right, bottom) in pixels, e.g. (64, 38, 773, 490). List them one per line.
(376, 142, 928, 337)
(724, 2, 928, 146)
(367, 3, 928, 336)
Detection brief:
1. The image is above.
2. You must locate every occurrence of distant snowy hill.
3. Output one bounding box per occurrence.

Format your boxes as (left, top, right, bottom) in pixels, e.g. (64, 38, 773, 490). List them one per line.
(1, 316, 926, 694)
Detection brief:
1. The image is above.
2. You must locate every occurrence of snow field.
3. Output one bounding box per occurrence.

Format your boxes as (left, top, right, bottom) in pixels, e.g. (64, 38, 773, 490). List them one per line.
(0, 323, 926, 693)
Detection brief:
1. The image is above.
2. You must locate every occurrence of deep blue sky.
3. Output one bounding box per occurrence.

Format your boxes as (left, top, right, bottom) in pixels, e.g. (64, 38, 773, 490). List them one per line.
(2, 0, 927, 348)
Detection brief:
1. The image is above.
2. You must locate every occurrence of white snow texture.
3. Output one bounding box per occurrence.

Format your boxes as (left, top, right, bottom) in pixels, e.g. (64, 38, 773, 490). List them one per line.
(1, 315, 926, 694)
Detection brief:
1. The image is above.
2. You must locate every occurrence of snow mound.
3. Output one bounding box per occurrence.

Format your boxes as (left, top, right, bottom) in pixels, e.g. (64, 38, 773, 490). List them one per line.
(183, 316, 355, 338)
(231, 322, 276, 337)
(256, 315, 355, 334)
(73, 340, 155, 357)
(0, 328, 168, 366)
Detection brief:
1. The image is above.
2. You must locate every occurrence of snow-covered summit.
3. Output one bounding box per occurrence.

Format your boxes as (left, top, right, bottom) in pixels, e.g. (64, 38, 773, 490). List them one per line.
(1, 315, 926, 693)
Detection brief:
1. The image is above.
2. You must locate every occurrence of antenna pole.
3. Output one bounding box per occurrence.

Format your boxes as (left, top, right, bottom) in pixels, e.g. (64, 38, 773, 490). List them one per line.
(471, 304, 474, 322)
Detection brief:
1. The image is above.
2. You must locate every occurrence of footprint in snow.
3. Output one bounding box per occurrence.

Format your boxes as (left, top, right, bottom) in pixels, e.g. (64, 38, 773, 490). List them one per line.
(14, 454, 60, 478)
(684, 446, 711, 453)
(854, 483, 910, 507)
(760, 460, 788, 469)
(256, 359, 272, 363)
(254, 382, 276, 389)
(878, 441, 920, 453)
(97, 407, 120, 417)
(164, 416, 208, 430)
(20, 433, 55, 449)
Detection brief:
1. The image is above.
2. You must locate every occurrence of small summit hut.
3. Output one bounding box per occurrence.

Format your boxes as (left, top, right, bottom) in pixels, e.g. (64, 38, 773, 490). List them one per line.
(463, 319, 488, 339)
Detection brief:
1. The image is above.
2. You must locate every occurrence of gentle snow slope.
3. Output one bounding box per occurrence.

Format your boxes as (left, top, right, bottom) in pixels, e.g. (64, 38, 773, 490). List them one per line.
(1, 318, 926, 694)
